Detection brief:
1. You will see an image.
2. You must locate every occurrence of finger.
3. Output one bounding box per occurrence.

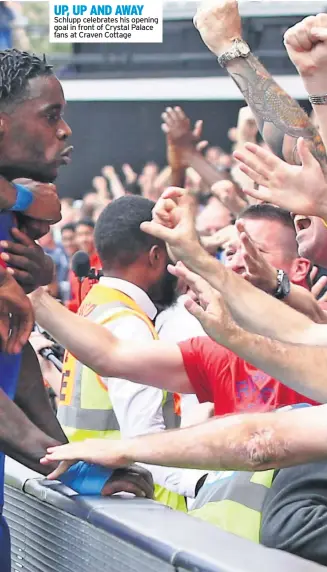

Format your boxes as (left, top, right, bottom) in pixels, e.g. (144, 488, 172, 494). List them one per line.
(10, 227, 34, 247)
(164, 107, 178, 126)
(292, 24, 313, 50)
(102, 480, 146, 498)
(233, 149, 271, 181)
(310, 27, 327, 41)
(310, 266, 319, 284)
(243, 186, 272, 203)
(311, 275, 327, 299)
(1, 252, 35, 273)
(234, 162, 267, 187)
(239, 142, 280, 168)
(184, 297, 208, 325)
(192, 119, 203, 139)
(46, 461, 73, 480)
(0, 313, 10, 351)
(108, 474, 154, 498)
(318, 290, 327, 305)
(140, 221, 174, 242)
(161, 187, 185, 200)
(161, 123, 169, 134)
(175, 106, 186, 121)
(0, 241, 30, 256)
(236, 221, 259, 259)
(297, 137, 317, 167)
(196, 140, 209, 152)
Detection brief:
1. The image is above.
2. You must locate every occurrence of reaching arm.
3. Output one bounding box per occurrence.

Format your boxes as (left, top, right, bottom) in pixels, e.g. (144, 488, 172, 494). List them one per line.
(30, 289, 191, 394)
(43, 404, 327, 476)
(194, 0, 327, 169)
(14, 342, 67, 442)
(0, 386, 62, 475)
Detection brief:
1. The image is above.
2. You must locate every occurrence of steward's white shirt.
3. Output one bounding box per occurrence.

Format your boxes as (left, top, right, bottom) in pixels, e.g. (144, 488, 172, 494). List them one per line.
(98, 276, 205, 498)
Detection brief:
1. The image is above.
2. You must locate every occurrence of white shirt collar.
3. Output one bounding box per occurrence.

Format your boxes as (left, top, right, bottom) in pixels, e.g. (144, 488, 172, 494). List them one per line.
(99, 276, 157, 320)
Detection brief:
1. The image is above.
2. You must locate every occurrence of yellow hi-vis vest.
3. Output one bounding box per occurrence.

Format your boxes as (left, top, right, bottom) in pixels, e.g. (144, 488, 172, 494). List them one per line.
(189, 469, 275, 542)
(58, 283, 187, 512)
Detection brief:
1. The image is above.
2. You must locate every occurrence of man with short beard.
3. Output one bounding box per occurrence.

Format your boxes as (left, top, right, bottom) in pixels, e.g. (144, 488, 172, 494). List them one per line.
(58, 195, 208, 511)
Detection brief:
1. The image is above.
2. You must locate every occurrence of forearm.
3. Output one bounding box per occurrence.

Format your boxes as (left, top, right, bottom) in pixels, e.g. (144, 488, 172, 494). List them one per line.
(170, 167, 186, 188)
(226, 54, 327, 169)
(119, 404, 327, 471)
(284, 284, 327, 324)
(0, 388, 61, 475)
(32, 291, 118, 376)
(14, 343, 67, 442)
(222, 326, 327, 403)
(183, 149, 227, 189)
(185, 245, 315, 342)
(107, 171, 125, 199)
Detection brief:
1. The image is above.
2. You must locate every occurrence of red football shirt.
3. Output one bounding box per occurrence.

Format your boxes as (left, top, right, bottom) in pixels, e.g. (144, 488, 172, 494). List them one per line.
(179, 336, 319, 415)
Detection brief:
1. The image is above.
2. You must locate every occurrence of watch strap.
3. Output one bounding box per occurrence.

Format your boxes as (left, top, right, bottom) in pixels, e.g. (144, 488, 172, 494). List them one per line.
(308, 94, 327, 105)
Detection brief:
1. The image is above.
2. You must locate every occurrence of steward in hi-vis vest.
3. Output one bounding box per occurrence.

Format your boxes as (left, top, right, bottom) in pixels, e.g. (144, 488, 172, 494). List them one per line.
(190, 468, 275, 542)
(59, 283, 187, 512)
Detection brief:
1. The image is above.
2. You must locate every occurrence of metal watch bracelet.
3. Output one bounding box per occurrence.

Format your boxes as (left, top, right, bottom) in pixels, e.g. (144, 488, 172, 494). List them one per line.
(309, 94, 327, 105)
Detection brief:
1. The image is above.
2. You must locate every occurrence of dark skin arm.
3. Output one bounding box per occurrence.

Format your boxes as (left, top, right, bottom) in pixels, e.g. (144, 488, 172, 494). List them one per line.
(162, 106, 228, 188)
(14, 342, 67, 443)
(0, 386, 61, 475)
(0, 178, 62, 224)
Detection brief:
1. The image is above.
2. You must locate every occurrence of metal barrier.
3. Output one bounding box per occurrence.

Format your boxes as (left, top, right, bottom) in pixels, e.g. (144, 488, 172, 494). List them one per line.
(3, 459, 325, 572)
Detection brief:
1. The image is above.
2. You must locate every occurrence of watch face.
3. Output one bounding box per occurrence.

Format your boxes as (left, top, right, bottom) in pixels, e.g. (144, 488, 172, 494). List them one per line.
(238, 43, 250, 56)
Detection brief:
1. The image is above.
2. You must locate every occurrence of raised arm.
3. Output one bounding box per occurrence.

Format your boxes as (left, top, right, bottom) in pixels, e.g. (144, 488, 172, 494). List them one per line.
(194, 0, 327, 169)
(141, 187, 322, 345)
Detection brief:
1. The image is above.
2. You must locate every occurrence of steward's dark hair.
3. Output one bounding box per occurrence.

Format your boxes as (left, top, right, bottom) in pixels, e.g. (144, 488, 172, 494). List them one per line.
(95, 195, 163, 268)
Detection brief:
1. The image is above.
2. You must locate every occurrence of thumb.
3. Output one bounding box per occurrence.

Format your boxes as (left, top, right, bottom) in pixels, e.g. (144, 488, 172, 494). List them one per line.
(140, 220, 174, 243)
(297, 137, 316, 167)
(235, 219, 246, 234)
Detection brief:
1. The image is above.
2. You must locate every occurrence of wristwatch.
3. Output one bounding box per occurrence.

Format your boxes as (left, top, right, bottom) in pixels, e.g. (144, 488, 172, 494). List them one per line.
(217, 39, 251, 68)
(273, 269, 291, 300)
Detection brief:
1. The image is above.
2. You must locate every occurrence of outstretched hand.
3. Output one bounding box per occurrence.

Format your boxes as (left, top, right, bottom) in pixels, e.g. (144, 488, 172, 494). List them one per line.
(168, 261, 239, 345)
(234, 138, 327, 217)
(40, 439, 154, 499)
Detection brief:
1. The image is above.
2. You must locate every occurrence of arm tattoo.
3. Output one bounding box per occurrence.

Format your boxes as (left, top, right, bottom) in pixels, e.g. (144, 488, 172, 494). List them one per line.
(227, 54, 327, 169)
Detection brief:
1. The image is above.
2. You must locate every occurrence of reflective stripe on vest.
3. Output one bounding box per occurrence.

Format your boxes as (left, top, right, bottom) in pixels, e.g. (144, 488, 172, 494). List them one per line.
(58, 284, 186, 512)
(189, 469, 275, 542)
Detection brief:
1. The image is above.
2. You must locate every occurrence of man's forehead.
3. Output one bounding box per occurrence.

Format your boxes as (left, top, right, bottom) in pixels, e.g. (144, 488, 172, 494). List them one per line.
(25, 74, 65, 106)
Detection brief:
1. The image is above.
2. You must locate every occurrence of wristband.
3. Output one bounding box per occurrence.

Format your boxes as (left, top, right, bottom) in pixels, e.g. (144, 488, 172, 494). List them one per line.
(59, 461, 113, 495)
(308, 94, 327, 105)
(10, 183, 34, 212)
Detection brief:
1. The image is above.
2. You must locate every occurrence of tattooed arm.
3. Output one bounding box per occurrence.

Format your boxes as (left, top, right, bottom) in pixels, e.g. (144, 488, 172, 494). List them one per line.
(226, 55, 326, 168)
(194, 0, 327, 169)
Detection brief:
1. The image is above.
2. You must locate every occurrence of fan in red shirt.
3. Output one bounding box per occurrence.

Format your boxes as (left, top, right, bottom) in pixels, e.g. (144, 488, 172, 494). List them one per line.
(67, 218, 102, 312)
(37, 204, 321, 416)
(176, 204, 321, 414)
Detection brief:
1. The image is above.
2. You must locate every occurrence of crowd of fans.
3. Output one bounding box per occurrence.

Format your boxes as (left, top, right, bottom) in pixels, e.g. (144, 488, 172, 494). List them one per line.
(4, 0, 327, 569)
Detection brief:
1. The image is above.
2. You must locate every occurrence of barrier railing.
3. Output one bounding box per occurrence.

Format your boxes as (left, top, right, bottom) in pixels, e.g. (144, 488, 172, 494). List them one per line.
(3, 458, 324, 572)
